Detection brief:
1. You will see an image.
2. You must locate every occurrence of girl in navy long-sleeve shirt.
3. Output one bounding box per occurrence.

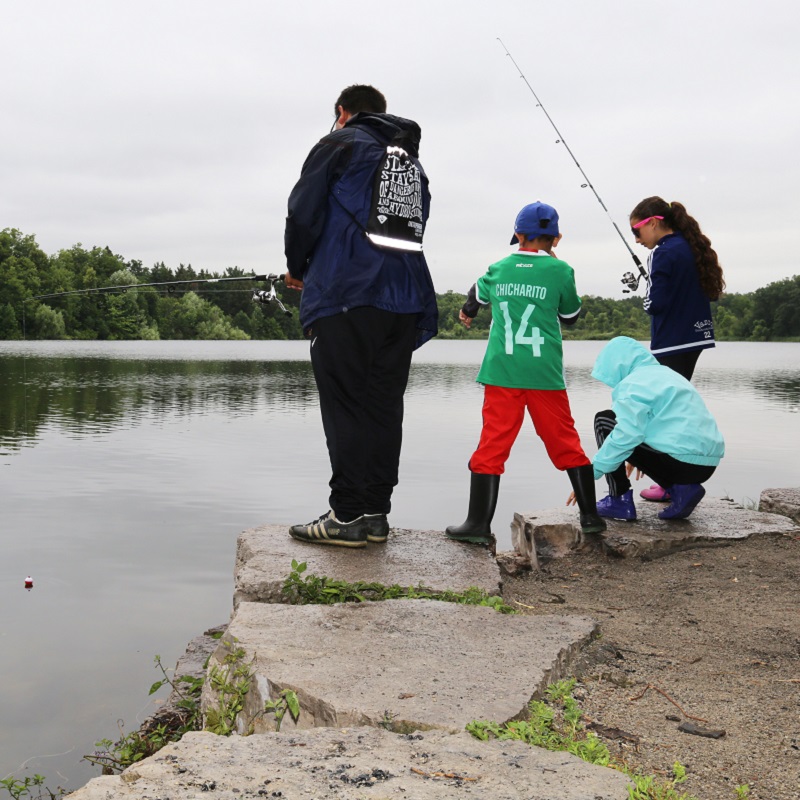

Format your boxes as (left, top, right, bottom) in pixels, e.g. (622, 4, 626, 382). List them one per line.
(629, 196, 725, 503)
(630, 196, 724, 380)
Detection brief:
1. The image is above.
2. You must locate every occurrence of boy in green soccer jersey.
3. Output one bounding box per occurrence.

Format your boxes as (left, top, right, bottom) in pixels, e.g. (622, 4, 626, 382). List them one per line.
(446, 201, 605, 545)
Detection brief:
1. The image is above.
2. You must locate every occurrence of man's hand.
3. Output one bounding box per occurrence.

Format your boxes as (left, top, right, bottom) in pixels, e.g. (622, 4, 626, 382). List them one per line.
(566, 491, 577, 506)
(459, 309, 472, 328)
(284, 274, 304, 290)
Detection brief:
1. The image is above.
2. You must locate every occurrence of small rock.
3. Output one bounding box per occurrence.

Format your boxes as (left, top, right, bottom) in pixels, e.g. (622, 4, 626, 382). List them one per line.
(678, 721, 726, 739)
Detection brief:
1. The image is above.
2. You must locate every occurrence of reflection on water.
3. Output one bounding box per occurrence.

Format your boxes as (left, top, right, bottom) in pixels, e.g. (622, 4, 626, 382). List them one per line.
(0, 339, 798, 790)
(3, 342, 797, 455)
(0, 357, 318, 454)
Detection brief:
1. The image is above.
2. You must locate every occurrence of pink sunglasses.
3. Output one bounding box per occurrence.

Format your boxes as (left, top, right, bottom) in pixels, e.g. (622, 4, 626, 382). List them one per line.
(631, 215, 664, 236)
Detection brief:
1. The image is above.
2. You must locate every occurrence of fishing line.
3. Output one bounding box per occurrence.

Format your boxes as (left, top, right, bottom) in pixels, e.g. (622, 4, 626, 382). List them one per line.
(497, 38, 649, 293)
(24, 273, 292, 316)
(30, 273, 284, 302)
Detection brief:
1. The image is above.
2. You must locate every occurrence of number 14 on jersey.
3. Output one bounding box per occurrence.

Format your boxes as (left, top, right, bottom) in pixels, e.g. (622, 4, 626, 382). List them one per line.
(500, 301, 545, 357)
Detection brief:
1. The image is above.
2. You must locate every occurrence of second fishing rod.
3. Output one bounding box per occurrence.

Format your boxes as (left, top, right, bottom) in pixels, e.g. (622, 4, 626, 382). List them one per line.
(497, 39, 648, 294)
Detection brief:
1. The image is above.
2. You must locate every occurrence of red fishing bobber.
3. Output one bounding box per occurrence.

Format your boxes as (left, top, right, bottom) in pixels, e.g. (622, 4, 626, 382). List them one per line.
(24, 576, 33, 589)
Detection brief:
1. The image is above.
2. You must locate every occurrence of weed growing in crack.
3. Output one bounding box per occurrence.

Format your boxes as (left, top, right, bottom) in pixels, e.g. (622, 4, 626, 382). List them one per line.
(467, 678, 703, 800)
(205, 638, 253, 735)
(282, 560, 514, 613)
(263, 689, 300, 731)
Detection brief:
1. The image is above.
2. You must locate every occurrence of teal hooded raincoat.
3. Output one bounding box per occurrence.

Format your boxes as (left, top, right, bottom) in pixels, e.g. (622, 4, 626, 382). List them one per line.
(591, 337, 724, 480)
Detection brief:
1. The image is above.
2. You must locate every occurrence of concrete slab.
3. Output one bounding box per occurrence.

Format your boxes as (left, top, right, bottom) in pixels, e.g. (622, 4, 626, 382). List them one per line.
(234, 524, 502, 608)
(201, 600, 598, 735)
(511, 496, 800, 562)
(759, 486, 800, 524)
(67, 727, 632, 800)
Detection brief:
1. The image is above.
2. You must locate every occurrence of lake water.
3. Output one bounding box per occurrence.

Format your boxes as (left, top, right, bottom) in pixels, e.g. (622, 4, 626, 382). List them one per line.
(1, 339, 798, 790)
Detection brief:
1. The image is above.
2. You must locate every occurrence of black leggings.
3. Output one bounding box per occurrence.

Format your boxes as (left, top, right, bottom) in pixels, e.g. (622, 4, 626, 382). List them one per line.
(655, 350, 701, 381)
(594, 410, 716, 496)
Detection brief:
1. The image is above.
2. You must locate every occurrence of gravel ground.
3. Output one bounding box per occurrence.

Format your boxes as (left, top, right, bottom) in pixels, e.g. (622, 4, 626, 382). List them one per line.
(501, 531, 800, 800)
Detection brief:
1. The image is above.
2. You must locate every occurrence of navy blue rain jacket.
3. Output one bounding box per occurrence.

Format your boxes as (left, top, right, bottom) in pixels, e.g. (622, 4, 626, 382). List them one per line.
(285, 112, 438, 348)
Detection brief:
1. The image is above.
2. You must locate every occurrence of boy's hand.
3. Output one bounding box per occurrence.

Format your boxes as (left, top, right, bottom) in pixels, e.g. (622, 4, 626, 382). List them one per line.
(566, 491, 577, 506)
(459, 309, 472, 328)
(625, 462, 643, 480)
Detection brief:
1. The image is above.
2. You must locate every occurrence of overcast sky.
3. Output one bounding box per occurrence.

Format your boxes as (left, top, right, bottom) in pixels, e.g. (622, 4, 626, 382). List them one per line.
(2, 0, 798, 298)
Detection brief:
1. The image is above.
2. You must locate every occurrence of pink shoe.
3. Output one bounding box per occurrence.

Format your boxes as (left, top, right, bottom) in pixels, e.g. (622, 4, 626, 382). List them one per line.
(640, 485, 671, 502)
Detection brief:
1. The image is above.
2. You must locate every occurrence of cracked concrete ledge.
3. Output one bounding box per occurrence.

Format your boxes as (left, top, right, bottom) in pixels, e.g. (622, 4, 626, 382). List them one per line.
(201, 600, 599, 736)
(234, 524, 502, 608)
(67, 728, 632, 800)
(511, 496, 800, 563)
(759, 486, 800, 524)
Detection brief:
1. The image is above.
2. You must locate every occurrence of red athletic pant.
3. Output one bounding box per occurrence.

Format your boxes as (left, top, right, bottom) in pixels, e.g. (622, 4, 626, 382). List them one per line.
(469, 385, 590, 474)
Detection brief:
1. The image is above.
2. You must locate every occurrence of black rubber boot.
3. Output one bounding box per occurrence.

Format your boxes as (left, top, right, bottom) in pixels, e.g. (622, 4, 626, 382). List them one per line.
(446, 472, 500, 545)
(566, 465, 607, 535)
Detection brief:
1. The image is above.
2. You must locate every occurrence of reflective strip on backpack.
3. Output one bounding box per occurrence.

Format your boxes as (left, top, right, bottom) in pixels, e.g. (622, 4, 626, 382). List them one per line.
(365, 232, 424, 252)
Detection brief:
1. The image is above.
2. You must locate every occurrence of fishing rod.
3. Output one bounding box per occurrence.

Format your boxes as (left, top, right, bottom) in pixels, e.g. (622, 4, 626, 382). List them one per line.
(497, 38, 649, 293)
(27, 273, 293, 316)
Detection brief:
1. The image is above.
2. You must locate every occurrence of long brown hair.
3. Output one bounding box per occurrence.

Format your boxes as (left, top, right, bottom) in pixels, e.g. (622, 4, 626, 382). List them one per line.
(631, 196, 725, 300)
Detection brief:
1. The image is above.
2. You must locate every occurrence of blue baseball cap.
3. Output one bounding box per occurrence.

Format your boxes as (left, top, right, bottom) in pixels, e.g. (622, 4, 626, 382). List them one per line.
(510, 201, 560, 244)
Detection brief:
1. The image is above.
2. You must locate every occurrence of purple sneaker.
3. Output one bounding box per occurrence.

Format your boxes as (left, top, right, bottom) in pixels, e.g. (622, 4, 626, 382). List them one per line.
(596, 490, 637, 521)
(640, 484, 671, 502)
(658, 484, 706, 520)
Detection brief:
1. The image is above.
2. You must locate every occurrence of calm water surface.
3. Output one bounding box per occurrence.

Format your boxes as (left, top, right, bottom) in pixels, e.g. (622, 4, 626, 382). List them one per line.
(1, 340, 798, 789)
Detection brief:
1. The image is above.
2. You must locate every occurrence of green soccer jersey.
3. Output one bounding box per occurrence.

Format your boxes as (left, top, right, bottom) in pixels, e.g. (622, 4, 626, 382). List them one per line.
(475, 251, 582, 390)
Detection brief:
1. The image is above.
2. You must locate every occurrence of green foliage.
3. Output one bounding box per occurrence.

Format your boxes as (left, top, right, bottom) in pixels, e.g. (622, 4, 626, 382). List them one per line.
(435, 290, 492, 339)
(263, 689, 301, 731)
(4, 227, 798, 341)
(282, 559, 516, 613)
(83, 655, 203, 774)
(467, 679, 700, 800)
(0, 229, 283, 340)
(0, 776, 63, 800)
(29, 304, 66, 339)
(205, 638, 253, 736)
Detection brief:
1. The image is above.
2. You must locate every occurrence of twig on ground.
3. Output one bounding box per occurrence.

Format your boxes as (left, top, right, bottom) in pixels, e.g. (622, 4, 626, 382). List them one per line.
(629, 683, 709, 722)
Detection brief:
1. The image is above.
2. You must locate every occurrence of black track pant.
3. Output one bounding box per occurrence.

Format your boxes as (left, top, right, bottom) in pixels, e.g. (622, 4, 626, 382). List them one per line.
(594, 410, 716, 496)
(309, 307, 418, 521)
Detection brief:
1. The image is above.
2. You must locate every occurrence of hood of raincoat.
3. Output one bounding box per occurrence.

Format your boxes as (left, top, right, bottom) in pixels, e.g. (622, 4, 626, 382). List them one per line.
(592, 336, 659, 388)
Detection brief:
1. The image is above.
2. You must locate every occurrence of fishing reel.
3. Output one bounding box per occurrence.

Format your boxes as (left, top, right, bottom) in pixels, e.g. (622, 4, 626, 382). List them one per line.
(621, 261, 651, 294)
(621, 271, 641, 294)
(252, 273, 292, 317)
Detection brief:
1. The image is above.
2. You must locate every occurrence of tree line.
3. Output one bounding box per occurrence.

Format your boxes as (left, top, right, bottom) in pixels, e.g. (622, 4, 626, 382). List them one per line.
(2, 228, 798, 341)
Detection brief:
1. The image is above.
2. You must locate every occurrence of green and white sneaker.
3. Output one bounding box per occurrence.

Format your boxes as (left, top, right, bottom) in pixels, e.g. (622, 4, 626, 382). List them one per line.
(289, 511, 368, 548)
(364, 513, 390, 543)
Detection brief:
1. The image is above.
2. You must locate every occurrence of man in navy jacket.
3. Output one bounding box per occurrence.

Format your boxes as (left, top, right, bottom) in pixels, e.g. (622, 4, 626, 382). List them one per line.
(285, 84, 437, 548)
